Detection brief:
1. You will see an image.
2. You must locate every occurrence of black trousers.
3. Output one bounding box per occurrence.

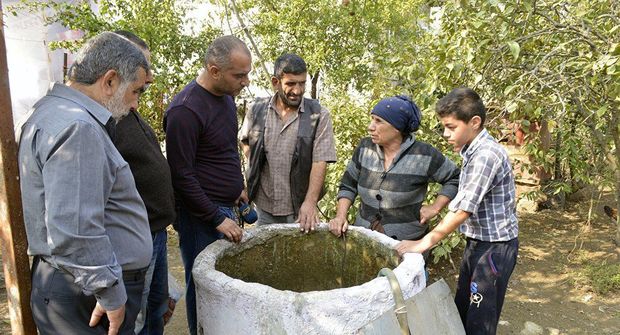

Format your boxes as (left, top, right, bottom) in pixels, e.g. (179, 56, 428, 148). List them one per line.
(31, 257, 147, 335)
(454, 238, 519, 335)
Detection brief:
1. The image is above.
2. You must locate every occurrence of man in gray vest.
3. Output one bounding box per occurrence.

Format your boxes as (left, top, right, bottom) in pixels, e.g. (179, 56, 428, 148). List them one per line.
(240, 53, 336, 232)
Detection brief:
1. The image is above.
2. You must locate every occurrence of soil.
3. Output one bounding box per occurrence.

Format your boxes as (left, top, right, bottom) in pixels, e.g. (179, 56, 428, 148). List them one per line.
(1, 194, 618, 335)
(429, 193, 620, 335)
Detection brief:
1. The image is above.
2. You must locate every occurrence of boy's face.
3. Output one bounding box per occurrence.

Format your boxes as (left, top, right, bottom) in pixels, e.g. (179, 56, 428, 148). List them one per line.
(440, 114, 481, 153)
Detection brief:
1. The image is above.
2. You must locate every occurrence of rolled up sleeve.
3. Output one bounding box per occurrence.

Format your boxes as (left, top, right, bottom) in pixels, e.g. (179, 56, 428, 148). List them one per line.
(449, 149, 501, 214)
(312, 108, 337, 163)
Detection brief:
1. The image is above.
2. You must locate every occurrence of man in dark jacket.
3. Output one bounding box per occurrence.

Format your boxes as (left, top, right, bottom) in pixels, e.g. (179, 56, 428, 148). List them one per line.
(113, 31, 176, 335)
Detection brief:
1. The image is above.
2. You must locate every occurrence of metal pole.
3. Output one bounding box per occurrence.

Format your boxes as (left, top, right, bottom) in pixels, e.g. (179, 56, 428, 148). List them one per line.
(0, 4, 38, 335)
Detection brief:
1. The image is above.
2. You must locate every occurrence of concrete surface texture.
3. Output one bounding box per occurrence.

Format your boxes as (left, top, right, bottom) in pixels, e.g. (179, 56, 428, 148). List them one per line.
(192, 223, 426, 334)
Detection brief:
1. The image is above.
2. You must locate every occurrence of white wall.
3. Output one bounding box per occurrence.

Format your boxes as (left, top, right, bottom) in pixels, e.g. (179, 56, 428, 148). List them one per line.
(2, 0, 72, 126)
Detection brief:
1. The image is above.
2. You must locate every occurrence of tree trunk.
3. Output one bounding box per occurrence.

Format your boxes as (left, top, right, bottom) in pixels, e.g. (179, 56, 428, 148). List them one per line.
(611, 107, 620, 243)
(537, 119, 553, 183)
(0, 5, 38, 333)
(229, 0, 271, 85)
(311, 70, 320, 99)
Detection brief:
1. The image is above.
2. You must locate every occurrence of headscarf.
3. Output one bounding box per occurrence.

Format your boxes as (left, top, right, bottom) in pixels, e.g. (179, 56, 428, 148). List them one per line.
(371, 95, 421, 133)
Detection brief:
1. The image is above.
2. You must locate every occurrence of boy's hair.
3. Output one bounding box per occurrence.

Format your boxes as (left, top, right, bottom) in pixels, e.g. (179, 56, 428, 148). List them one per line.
(436, 87, 486, 126)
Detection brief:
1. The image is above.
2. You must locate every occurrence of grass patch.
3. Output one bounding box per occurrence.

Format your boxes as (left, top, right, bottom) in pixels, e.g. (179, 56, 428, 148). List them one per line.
(584, 262, 620, 295)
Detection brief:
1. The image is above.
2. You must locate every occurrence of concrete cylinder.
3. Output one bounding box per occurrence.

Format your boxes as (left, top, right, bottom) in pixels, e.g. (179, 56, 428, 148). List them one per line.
(193, 223, 425, 334)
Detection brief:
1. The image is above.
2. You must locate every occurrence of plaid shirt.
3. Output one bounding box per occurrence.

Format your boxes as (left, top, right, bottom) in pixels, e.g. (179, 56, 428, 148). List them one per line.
(239, 96, 336, 215)
(449, 129, 519, 241)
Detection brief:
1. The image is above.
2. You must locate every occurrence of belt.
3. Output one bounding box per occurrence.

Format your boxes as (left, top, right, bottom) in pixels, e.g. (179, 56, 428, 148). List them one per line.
(122, 267, 148, 282)
(36, 256, 147, 283)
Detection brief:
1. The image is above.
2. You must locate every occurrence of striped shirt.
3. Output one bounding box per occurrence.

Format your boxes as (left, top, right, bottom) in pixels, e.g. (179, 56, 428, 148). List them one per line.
(449, 129, 519, 241)
(338, 135, 460, 240)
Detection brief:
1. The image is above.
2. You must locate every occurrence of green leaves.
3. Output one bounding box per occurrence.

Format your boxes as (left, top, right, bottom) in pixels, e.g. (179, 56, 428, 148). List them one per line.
(507, 41, 520, 61)
(13, 0, 221, 140)
(596, 106, 608, 118)
(16, 0, 620, 261)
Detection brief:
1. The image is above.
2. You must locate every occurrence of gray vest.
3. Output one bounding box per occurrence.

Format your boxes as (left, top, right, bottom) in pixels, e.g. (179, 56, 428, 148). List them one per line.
(246, 97, 322, 214)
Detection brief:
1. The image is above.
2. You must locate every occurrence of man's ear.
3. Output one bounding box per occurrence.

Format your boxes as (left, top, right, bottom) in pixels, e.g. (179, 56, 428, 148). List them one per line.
(271, 76, 279, 89)
(470, 115, 482, 130)
(100, 69, 120, 97)
(207, 64, 220, 79)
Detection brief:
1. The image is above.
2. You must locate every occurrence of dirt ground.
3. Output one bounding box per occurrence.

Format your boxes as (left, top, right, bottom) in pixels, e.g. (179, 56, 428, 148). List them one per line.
(1, 194, 619, 334)
(429, 194, 620, 335)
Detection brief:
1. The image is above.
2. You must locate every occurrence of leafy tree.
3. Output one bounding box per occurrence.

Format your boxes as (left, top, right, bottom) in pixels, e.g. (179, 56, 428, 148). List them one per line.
(14, 0, 620, 256)
(218, 0, 419, 95)
(10, 0, 221, 139)
(401, 0, 620, 240)
(223, 0, 620, 254)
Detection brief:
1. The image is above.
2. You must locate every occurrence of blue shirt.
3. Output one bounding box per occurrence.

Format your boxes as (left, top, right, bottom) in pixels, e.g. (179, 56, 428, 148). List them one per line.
(18, 83, 152, 310)
(449, 129, 519, 241)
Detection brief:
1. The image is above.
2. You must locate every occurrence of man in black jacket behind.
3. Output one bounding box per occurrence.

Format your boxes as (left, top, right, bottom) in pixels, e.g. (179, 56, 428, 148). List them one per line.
(113, 30, 176, 335)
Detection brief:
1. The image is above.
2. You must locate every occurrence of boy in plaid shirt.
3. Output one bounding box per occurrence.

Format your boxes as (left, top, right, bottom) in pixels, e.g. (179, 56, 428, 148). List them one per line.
(396, 87, 519, 334)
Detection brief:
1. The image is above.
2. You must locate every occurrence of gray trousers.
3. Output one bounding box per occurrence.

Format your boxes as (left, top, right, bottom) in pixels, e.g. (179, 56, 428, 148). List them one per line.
(31, 257, 146, 335)
(256, 207, 297, 225)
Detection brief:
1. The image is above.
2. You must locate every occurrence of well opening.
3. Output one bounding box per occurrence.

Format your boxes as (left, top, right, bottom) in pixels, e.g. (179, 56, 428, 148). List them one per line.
(215, 229, 400, 292)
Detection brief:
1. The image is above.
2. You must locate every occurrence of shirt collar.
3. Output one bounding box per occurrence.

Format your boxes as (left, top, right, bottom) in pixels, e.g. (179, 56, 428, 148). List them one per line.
(47, 82, 114, 126)
(268, 95, 305, 113)
(460, 128, 490, 161)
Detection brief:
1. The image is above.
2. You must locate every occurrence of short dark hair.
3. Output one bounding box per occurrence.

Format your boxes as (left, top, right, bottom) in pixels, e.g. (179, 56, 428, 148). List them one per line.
(436, 87, 486, 126)
(204, 35, 250, 69)
(273, 53, 307, 79)
(114, 30, 149, 50)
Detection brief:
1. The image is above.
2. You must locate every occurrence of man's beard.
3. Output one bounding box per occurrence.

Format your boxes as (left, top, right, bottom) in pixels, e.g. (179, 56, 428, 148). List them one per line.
(277, 89, 302, 108)
(104, 81, 132, 122)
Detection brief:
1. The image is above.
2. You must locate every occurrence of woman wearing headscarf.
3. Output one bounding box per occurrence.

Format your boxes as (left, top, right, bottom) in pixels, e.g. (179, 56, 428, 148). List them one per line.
(329, 95, 460, 244)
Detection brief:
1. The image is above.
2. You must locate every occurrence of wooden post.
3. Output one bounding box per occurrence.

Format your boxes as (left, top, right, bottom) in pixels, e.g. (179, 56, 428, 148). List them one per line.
(0, 4, 38, 335)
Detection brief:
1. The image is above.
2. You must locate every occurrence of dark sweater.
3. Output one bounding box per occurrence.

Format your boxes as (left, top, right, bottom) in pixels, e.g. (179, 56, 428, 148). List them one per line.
(114, 110, 176, 232)
(164, 80, 244, 227)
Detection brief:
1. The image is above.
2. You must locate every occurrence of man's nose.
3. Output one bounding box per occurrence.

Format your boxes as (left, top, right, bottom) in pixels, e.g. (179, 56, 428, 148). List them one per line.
(130, 99, 140, 112)
(442, 128, 450, 138)
(241, 76, 250, 87)
(292, 84, 303, 95)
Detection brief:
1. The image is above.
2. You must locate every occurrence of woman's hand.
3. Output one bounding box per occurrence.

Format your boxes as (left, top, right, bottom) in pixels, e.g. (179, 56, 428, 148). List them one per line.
(329, 216, 348, 237)
(419, 205, 440, 225)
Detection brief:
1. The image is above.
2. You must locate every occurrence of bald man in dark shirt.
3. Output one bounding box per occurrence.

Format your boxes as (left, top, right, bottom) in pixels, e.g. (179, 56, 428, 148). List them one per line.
(163, 35, 251, 335)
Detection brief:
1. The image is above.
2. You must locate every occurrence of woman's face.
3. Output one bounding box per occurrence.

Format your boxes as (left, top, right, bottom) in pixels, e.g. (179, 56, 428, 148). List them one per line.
(368, 114, 402, 146)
